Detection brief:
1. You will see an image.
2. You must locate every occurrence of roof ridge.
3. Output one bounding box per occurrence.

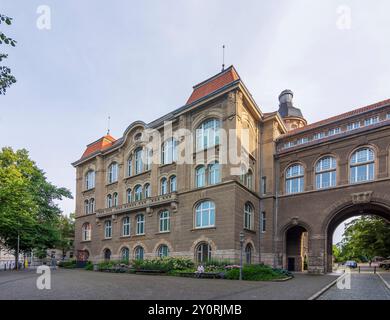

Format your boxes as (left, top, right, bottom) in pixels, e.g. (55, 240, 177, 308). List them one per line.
(192, 65, 238, 89)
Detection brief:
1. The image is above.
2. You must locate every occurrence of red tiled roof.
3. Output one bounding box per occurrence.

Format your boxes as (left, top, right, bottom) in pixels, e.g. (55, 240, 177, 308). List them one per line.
(186, 66, 240, 105)
(282, 98, 390, 138)
(81, 134, 116, 159)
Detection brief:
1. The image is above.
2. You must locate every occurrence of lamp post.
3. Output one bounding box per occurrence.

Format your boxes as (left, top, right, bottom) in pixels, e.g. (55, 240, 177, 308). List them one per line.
(239, 231, 245, 281)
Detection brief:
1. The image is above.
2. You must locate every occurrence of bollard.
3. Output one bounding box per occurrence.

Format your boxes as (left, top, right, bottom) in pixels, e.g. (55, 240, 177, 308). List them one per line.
(358, 266, 360, 273)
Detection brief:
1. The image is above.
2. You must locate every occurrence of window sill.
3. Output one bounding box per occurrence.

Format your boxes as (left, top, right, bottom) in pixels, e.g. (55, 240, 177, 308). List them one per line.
(106, 181, 118, 187)
(244, 228, 256, 234)
(191, 226, 216, 231)
(120, 235, 131, 239)
(134, 234, 145, 237)
(80, 240, 91, 243)
(102, 238, 112, 241)
(125, 170, 151, 180)
(156, 231, 170, 235)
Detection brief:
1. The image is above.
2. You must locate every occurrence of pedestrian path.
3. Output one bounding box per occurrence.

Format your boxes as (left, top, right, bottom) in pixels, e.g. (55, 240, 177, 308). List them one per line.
(318, 273, 390, 300)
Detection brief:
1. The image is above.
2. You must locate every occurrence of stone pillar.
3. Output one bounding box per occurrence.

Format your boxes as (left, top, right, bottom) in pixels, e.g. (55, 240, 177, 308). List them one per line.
(308, 235, 326, 274)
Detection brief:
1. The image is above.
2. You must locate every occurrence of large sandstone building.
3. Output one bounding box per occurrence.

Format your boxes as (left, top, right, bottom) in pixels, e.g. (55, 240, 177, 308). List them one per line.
(72, 66, 390, 273)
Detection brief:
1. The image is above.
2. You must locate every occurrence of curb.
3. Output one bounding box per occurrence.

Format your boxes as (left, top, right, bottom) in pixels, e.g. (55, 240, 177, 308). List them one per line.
(377, 273, 390, 290)
(308, 272, 347, 300)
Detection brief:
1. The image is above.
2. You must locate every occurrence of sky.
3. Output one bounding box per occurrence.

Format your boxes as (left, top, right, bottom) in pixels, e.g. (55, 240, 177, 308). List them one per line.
(1, 0, 390, 243)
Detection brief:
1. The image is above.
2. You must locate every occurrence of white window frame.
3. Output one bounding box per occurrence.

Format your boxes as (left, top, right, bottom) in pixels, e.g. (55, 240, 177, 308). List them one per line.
(315, 156, 337, 189)
(104, 220, 112, 239)
(85, 170, 95, 190)
(122, 217, 130, 237)
(159, 210, 170, 233)
(135, 148, 143, 175)
(285, 164, 304, 194)
(126, 188, 132, 203)
(113, 192, 118, 207)
(106, 194, 112, 208)
(244, 203, 253, 230)
(157, 245, 169, 258)
(195, 201, 215, 229)
(136, 214, 145, 235)
(350, 148, 375, 183)
(195, 166, 206, 188)
(208, 162, 221, 185)
(134, 185, 142, 201)
(82, 223, 91, 241)
(107, 162, 118, 184)
(196, 119, 220, 151)
(160, 178, 168, 195)
(169, 176, 177, 193)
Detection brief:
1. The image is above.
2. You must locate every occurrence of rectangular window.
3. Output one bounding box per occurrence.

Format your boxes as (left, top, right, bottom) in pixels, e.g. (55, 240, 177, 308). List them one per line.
(104, 221, 112, 239)
(387, 113, 390, 120)
(136, 215, 145, 235)
(365, 116, 379, 126)
(347, 122, 361, 131)
(313, 132, 325, 140)
(260, 212, 266, 233)
(328, 128, 341, 136)
(122, 218, 130, 236)
(261, 176, 267, 194)
(297, 137, 309, 145)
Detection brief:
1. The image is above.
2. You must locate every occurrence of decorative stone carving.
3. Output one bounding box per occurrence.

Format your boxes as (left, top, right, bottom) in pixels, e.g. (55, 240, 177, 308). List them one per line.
(351, 191, 373, 204)
(146, 207, 153, 216)
(171, 202, 178, 213)
(291, 216, 299, 225)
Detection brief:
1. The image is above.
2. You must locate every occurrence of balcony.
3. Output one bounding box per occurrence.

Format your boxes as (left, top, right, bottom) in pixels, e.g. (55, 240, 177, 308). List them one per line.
(95, 193, 178, 218)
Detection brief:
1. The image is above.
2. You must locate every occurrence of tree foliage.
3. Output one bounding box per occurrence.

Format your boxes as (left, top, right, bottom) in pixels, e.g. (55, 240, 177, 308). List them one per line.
(0, 147, 72, 263)
(334, 216, 390, 262)
(0, 14, 17, 95)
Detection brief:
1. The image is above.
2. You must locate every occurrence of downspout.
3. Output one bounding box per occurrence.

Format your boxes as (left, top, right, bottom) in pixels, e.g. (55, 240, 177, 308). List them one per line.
(258, 122, 264, 263)
(273, 147, 280, 268)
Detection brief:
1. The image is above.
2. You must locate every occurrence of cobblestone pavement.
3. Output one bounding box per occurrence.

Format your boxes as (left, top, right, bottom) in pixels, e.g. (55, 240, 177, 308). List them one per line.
(318, 273, 390, 300)
(0, 269, 337, 300)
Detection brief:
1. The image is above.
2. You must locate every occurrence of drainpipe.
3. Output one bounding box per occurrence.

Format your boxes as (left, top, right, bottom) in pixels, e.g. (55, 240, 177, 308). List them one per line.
(273, 153, 280, 268)
(258, 123, 264, 263)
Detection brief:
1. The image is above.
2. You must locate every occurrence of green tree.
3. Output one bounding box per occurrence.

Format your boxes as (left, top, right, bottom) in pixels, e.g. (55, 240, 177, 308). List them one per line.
(0, 147, 72, 267)
(0, 14, 17, 95)
(338, 216, 390, 262)
(56, 213, 75, 260)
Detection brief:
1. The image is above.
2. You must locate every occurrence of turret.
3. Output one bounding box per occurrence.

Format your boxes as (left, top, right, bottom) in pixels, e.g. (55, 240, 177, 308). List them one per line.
(278, 89, 307, 131)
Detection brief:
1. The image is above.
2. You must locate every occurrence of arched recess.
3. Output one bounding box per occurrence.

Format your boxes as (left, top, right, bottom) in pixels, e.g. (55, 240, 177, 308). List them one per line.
(323, 199, 390, 273)
(284, 225, 309, 272)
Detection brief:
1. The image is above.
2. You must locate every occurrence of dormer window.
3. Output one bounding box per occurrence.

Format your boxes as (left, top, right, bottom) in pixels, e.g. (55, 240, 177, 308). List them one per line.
(313, 132, 325, 140)
(387, 112, 390, 119)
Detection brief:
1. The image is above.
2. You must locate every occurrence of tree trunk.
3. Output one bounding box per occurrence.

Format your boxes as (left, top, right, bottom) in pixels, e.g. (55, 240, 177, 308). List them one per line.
(14, 250, 19, 270)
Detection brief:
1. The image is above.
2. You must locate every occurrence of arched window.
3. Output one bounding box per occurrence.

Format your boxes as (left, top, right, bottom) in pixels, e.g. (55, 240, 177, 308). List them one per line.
(144, 183, 151, 198)
(104, 220, 112, 239)
(84, 199, 89, 214)
(135, 148, 143, 174)
(159, 210, 170, 232)
(245, 244, 253, 264)
(285, 164, 304, 194)
(145, 147, 153, 171)
(82, 223, 91, 241)
(106, 194, 112, 208)
(122, 217, 130, 236)
(244, 203, 253, 230)
(196, 118, 221, 151)
(126, 188, 132, 203)
(85, 170, 95, 190)
(134, 185, 142, 201)
(350, 148, 375, 183)
(121, 247, 130, 262)
(208, 161, 221, 185)
(196, 243, 211, 263)
(89, 198, 95, 213)
(240, 166, 253, 190)
(136, 214, 145, 235)
(103, 248, 111, 261)
(195, 201, 215, 228)
(134, 246, 144, 260)
(127, 157, 133, 177)
(160, 178, 168, 195)
(113, 192, 118, 207)
(316, 156, 337, 189)
(107, 162, 118, 184)
(162, 138, 178, 165)
(169, 175, 177, 193)
(157, 245, 169, 258)
(195, 166, 206, 188)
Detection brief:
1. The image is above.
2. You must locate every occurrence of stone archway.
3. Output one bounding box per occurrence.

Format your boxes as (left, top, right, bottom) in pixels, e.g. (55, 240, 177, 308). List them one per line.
(324, 198, 390, 273)
(285, 225, 309, 272)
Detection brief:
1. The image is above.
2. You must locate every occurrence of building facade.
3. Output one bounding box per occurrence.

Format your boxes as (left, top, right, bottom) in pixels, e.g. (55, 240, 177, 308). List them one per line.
(72, 66, 390, 273)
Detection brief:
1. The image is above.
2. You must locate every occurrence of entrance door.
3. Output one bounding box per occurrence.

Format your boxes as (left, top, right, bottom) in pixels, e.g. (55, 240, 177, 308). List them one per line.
(288, 258, 295, 271)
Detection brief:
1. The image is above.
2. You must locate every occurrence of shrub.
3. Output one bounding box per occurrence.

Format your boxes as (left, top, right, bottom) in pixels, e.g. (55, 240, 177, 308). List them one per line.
(225, 264, 290, 281)
(132, 257, 194, 272)
(84, 261, 93, 271)
(58, 260, 77, 269)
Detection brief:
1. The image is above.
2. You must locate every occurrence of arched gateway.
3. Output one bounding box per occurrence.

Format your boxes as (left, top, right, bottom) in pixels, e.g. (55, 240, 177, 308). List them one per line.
(323, 196, 390, 273)
(278, 194, 390, 274)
